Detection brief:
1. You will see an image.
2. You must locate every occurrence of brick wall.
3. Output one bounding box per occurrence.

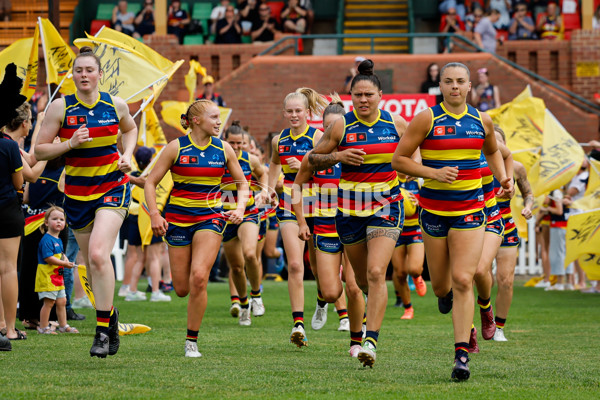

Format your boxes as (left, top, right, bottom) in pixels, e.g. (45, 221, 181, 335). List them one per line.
(570, 30, 600, 101)
(212, 53, 599, 147)
(496, 40, 572, 88)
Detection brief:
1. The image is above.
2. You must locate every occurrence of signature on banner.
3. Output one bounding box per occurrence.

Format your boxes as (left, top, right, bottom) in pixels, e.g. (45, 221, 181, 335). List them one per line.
(49, 46, 72, 75)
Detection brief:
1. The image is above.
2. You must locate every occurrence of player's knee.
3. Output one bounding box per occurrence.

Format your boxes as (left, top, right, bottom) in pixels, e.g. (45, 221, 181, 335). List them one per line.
(190, 270, 209, 292)
(452, 273, 473, 292)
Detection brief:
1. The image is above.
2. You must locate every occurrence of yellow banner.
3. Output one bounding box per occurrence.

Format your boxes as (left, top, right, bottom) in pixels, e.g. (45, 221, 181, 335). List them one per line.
(0, 33, 38, 100)
(161, 101, 232, 135)
(572, 159, 600, 211)
(565, 210, 600, 266)
(578, 253, 600, 280)
(137, 149, 173, 246)
(94, 27, 174, 72)
(529, 110, 585, 197)
(73, 37, 167, 103)
(184, 60, 207, 103)
(39, 18, 77, 94)
(139, 107, 168, 153)
(23, 24, 39, 100)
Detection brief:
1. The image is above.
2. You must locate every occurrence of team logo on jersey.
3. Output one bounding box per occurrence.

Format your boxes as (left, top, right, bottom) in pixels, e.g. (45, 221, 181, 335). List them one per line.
(180, 155, 199, 165)
(103, 196, 120, 203)
(67, 115, 88, 126)
(279, 145, 291, 153)
(346, 133, 367, 143)
(89, 110, 94, 116)
(506, 236, 518, 243)
(212, 219, 224, 228)
(433, 126, 456, 136)
(316, 167, 334, 176)
(455, 121, 461, 127)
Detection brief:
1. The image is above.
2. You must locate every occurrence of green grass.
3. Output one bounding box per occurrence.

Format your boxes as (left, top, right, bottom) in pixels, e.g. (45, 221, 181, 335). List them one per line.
(3, 280, 600, 399)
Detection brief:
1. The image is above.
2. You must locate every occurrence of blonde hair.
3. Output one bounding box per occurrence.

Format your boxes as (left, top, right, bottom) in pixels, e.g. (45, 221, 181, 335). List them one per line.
(323, 92, 345, 121)
(42, 205, 66, 233)
(181, 99, 215, 130)
(283, 87, 328, 118)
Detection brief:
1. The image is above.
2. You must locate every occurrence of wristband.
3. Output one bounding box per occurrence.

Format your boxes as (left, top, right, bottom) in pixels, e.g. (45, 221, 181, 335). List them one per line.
(67, 138, 73, 150)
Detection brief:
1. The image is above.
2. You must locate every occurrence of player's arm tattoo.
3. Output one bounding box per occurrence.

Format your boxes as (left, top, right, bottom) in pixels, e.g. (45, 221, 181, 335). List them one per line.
(308, 153, 338, 172)
(516, 167, 534, 208)
(366, 228, 400, 242)
(308, 124, 338, 171)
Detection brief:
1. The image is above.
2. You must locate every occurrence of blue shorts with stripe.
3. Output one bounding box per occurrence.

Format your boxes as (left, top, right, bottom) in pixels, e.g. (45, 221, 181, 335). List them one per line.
(165, 218, 227, 247)
(268, 214, 279, 230)
(335, 201, 403, 246)
(64, 184, 130, 231)
(314, 234, 343, 254)
(419, 208, 485, 238)
(500, 228, 520, 247)
(395, 225, 423, 247)
(223, 212, 260, 242)
(258, 218, 267, 242)
(484, 204, 505, 236)
(125, 214, 163, 246)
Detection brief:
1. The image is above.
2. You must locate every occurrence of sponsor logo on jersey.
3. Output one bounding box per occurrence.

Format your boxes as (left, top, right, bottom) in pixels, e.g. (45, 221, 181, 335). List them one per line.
(433, 126, 456, 136)
(279, 145, 291, 153)
(180, 155, 199, 165)
(67, 115, 87, 125)
(346, 133, 367, 143)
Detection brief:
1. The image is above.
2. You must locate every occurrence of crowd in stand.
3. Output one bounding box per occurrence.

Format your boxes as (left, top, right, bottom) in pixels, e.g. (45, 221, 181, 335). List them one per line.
(108, 0, 313, 44)
(437, 0, 594, 53)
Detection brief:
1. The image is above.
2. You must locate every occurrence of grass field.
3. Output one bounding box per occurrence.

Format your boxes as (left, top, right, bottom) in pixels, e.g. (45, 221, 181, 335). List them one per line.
(2, 279, 600, 399)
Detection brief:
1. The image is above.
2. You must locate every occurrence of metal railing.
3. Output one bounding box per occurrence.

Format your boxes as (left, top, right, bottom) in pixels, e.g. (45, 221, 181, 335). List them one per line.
(258, 32, 600, 116)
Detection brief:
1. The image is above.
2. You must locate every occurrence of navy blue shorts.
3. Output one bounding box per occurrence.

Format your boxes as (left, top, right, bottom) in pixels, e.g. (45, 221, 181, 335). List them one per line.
(223, 212, 260, 242)
(395, 225, 423, 247)
(314, 234, 343, 254)
(165, 218, 226, 247)
(125, 214, 163, 246)
(258, 218, 267, 242)
(501, 227, 520, 247)
(335, 201, 403, 246)
(268, 214, 279, 230)
(484, 204, 505, 236)
(419, 208, 485, 238)
(64, 184, 130, 231)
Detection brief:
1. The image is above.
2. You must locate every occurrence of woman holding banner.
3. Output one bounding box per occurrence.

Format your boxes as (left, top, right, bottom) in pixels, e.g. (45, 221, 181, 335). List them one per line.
(144, 99, 248, 358)
(392, 62, 513, 381)
(35, 47, 138, 358)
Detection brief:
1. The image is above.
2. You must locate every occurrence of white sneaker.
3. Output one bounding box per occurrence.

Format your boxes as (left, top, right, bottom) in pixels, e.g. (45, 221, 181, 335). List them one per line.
(362, 323, 367, 338)
(534, 280, 551, 288)
(118, 285, 129, 297)
(564, 284, 575, 291)
(250, 297, 265, 317)
(184, 340, 202, 358)
(311, 303, 328, 330)
(493, 327, 508, 341)
(545, 283, 564, 291)
(239, 306, 251, 326)
(357, 341, 376, 367)
(150, 291, 171, 302)
(349, 344, 362, 358)
(290, 325, 308, 347)
(337, 318, 350, 332)
(71, 296, 94, 309)
(125, 291, 147, 301)
(230, 302, 241, 318)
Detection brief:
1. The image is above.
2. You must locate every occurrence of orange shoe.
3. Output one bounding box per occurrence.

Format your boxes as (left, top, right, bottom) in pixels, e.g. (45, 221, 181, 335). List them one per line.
(400, 307, 414, 320)
(414, 276, 427, 297)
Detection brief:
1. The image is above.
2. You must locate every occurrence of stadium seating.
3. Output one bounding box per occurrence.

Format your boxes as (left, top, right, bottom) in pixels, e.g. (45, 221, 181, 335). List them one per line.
(90, 19, 112, 36)
(96, 3, 114, 20)
(183, 34, 205, 45)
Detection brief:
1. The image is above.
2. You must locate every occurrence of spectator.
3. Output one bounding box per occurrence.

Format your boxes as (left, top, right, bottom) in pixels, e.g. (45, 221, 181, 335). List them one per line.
(211, 0, 237, 35)
(474, 9, 502, 53)
(465, 2, 484, 33)
(281, 0, 307, 33)
(298, 0, 315, 33)
(508, 2, 536, 40)
(167, 0, 190, 44)
(472, 67, 501, 111)
(252, 4, 280, 42)
(487, 0, 512, 29)
(594, 5, 600, 30)
(420, 63, 443, 104)
(112, 0, 136, 37)
(196, 75, 226, 107)
(439, 7, 466, 53)
(439, 0, 467, 21)
(342, 56, 365, 94)
(215, 5, 242, 44)
(134, 0, 155, 39)
(536, 1, 563, 40)
(238, 0, 261, 26)
(0, 0, 10, 21)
